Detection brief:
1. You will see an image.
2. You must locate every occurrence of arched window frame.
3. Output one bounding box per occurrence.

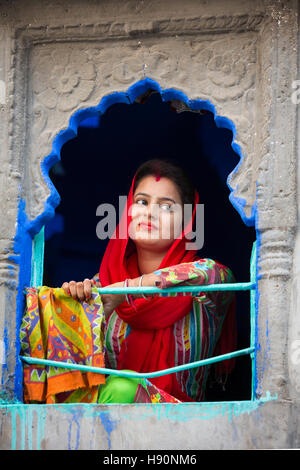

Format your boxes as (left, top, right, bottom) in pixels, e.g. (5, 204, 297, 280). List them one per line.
(21, 81, 259, 405)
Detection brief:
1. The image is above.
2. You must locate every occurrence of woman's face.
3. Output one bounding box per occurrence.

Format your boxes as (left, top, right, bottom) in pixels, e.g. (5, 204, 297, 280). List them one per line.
(129, 175, 184, 252)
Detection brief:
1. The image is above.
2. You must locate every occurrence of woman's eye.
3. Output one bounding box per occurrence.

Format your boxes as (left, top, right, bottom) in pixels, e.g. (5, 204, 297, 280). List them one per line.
(160, 203, 172, 211)
(135, 199, 173, 211)
(136, 199, 147, 206)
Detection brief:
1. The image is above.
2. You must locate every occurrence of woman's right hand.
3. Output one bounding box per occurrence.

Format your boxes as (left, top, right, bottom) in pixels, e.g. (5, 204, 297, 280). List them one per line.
(61, 278, 99, 301)
(61, 278, 117, 319)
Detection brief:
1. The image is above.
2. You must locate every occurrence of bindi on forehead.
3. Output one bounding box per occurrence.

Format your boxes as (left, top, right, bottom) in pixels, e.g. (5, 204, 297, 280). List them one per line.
(154, 170, 161, 181)
(134, 175, 181, 203)
(152, 163, 161, 182)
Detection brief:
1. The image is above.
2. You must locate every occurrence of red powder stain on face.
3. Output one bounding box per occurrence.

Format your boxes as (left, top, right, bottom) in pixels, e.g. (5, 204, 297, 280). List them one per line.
(155, 175, 161, 181)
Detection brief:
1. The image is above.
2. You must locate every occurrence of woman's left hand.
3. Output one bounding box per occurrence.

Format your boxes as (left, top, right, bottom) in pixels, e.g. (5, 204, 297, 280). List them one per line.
(100, 282, 126, 319)
(99, 274, 161, 318)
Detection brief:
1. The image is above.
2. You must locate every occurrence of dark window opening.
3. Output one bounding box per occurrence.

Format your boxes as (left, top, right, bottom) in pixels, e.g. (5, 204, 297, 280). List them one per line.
(43, 91, 256, 401)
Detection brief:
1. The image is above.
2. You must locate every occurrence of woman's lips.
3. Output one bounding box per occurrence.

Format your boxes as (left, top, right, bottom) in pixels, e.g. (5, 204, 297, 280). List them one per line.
(138, 222, 158, 231)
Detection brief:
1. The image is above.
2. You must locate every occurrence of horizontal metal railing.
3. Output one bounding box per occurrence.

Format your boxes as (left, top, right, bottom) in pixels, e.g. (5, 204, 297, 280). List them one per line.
(20, 347, 254, 378)
(92, 282, 256, 294)
(21, 236, 257, 389)
(20, 284, 256, 378)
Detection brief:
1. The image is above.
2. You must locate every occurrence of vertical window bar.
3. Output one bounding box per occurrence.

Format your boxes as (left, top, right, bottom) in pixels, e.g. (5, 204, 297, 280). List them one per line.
(30, 226, 45, 288)
(250, 241, 257, 401)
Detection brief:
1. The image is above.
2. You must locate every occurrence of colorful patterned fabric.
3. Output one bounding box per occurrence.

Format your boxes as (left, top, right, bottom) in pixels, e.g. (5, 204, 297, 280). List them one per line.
(97, 373, 182, 404)
(104, 259, 235, 402)
(134, 380, 181, 403)
(20, 286, 106, 404)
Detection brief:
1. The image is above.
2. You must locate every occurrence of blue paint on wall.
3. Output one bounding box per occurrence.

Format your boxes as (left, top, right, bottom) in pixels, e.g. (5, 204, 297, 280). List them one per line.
(67, 412, 81, 450)
(55, 403, 119, 450)
(7, 198, 33, 401)
(7, 404, 46, 449)
(99, 412, 119, 450)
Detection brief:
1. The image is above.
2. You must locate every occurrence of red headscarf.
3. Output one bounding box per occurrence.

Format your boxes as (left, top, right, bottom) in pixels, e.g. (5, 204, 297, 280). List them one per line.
(99, 170, 236, 401)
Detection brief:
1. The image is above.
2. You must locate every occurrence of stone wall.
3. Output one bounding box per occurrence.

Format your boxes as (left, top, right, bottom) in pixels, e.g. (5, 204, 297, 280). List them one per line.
(0, 0, 299, 449)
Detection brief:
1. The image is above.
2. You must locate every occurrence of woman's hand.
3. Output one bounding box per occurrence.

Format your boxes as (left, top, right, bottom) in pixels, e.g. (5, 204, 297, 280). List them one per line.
(100, 282, 126, 319)
(61, 279, 125, 319)
(62, 278, 97, 301)
(61, 273, 161, 318)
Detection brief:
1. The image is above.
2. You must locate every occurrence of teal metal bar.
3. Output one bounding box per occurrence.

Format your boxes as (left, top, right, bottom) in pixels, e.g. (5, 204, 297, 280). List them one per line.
(20, 347, 254, 379)
(24, 282, 255, 297)
(30, 227, 45, 288)
(96, 281, 256, 295)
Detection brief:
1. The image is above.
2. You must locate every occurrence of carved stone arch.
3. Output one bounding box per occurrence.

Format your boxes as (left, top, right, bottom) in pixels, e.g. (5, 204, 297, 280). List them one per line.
(22, 31, 261, 233)
(39, 80, 253, 233)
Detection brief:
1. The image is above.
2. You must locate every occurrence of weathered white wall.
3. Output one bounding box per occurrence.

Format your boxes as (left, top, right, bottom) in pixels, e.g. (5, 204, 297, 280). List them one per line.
(0, 0, 299, 449)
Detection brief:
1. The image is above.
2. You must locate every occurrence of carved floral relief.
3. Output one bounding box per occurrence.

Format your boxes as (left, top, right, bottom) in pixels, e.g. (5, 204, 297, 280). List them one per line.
(28, 32, 258, 221)
(33, 47, 96, 112)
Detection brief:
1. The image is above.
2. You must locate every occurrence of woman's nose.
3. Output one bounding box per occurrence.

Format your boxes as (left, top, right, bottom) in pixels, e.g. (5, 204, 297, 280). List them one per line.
(146, 202, 159, 219)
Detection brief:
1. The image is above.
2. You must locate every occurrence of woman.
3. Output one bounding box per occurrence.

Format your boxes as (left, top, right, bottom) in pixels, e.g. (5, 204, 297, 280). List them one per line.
(62, 158, 236, 403)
